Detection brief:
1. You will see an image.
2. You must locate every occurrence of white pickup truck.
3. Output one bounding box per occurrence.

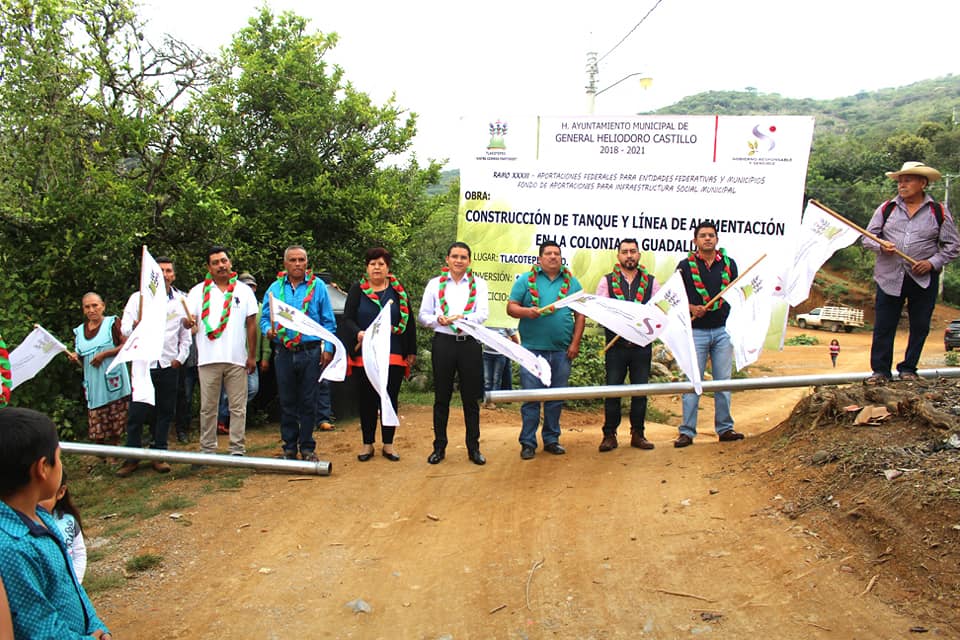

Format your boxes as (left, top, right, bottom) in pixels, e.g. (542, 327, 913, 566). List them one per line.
(795, 306, 864, 333)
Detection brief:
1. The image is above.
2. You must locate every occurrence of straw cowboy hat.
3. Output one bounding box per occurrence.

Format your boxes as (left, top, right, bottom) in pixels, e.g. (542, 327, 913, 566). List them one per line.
(885, 161, 941, 182)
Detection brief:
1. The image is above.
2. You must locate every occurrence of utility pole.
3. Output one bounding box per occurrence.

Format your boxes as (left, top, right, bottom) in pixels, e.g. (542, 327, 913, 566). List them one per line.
(585, 51, 599, 114)
(944, 174, 957, 208)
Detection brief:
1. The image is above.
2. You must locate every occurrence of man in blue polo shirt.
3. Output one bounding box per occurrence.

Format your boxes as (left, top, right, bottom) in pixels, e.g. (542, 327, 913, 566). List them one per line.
(261, 246, 337, 462)
(507, 241, 585, 459)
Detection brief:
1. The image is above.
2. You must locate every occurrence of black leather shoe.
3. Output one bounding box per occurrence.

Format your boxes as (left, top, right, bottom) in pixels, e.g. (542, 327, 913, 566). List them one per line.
(357, 449, 374, 462)
(382, 450, 400, 462)
(520, 445, 535, 460)
(717, 429, 745, 442)
(544, 442, 566, 455)
(427, 449, 445, 464)
(674, 434, 693, 448)
(468, 450, 486, 465)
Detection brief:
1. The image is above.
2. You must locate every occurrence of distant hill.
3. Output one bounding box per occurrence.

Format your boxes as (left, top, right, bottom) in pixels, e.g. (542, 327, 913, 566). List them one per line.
(426, 168, 459, 195)
(656, 75, 960, 138)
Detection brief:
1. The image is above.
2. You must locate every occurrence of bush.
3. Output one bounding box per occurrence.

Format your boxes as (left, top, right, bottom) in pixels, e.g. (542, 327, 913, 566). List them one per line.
(567, 332, 606, 408)
(785, 334, 820, 346)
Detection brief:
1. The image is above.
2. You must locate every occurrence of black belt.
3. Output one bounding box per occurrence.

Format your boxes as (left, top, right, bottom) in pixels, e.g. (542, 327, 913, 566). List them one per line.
(436, 332, 475, 343)
(281, 341, 321, 353)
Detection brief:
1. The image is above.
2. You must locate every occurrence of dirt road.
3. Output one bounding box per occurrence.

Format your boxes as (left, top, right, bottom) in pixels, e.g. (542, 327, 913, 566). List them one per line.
(93, 326, 955, 638)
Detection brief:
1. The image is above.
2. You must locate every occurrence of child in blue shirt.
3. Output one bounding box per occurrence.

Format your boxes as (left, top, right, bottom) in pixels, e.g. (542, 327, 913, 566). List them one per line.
(0, 407, 111, 639)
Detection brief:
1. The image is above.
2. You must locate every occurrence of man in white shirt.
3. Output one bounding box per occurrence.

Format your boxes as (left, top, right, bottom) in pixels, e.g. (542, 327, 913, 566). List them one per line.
(116, 257, 192, 477)
(418, 242, 490, 465)
(183, 247, 259, 456)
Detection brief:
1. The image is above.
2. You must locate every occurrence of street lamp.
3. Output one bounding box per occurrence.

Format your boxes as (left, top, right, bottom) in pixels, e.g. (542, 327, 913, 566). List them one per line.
(585, 51, 652, 114)
(944, 173, 957, 208)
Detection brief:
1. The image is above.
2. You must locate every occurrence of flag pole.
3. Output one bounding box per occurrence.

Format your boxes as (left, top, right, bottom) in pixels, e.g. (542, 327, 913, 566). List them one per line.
(702, 253, 768, 309)
(808, 198, 917, 265)
(179, 297, 194, 324)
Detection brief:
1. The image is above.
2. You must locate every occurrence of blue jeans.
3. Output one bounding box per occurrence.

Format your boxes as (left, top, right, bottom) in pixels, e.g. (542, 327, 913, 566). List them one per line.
(518, 350, 571, 448)
(217, 369, 259, 424)
(315, 380, 332, 424)
(274, 347, 320, 455)
(870, 273, 938, 377)
(483, 352, 510, 393)
(680, 327, 734, 438)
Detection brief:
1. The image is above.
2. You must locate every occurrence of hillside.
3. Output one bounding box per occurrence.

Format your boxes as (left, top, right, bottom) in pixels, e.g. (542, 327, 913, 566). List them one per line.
(657, 75, 960, 138)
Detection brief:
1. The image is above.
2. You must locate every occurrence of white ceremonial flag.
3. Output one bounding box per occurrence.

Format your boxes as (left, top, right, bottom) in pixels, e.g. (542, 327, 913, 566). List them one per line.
(452, 320, 552, 386)
(552, 290, 667, 347)
(362, 300, 398, 426)
(268, 294, 347, 382)
(9, 325, 67, 389)
(649, 271, 702, 394)
(724, 264, 780, 371)
(107, 246, 167, 404)
(783, 200, 860, 307)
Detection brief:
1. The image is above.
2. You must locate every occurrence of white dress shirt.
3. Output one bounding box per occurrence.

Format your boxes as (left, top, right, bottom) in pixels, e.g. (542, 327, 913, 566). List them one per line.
(418, 271, 489, 336)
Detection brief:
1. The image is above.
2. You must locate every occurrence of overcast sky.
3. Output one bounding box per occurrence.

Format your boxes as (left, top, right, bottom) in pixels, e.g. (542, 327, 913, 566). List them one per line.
(141, 0, 960, 165)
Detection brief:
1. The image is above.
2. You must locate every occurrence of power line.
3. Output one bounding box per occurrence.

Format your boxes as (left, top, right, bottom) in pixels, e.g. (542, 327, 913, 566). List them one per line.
(597, 0, 666, 64)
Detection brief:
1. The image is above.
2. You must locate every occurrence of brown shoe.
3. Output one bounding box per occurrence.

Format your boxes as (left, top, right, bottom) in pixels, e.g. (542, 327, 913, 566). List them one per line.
(598, 435, 618, 452)
(630, 433, 655, 450)
(152, 461, 171, 473)
(673, 434, 694, 448)
(116, 460, 139, 478)
(718, 429, 745, 442)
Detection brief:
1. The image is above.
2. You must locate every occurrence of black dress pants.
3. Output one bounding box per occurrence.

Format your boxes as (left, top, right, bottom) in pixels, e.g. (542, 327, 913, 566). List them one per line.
(431, 333, 483, 452)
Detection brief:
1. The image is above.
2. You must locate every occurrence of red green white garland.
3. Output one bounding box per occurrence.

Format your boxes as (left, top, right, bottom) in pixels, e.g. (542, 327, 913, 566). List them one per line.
(687, 249, 732, 310)
(0, 333, 10, 407)
(201, 272, 238, 340)
(610, 263, 650, 302)
(438, 266, 476, 332)
(360, 273, 410, 335)
(527, 265, 572, 316)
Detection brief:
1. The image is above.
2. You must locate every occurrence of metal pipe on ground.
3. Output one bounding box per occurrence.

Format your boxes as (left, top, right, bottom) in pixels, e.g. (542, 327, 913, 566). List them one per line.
(487, 368, 960, 404)
(60, 443, 332, 476)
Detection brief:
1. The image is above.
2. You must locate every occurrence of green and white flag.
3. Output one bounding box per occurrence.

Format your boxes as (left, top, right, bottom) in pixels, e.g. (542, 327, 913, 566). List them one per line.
(9, 325, 67, 390)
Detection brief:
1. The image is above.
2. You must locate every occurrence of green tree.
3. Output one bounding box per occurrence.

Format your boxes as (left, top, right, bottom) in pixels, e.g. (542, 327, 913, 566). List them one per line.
(0, 0, 229, 430)
(194, 8, 444, 281)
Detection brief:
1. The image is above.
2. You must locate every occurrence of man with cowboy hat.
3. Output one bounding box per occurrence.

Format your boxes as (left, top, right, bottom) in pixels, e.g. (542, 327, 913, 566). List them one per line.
(863, 161, 960, 384)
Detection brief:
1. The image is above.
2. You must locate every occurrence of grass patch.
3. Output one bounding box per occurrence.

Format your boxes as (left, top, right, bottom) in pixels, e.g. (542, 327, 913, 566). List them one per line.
(125, 553, 163, 573)
(86, 548, 109, 564)
(400, 388, 448, 406)
(211, 471, 249, 490)
(647, 405, 672, 423)
(785, 334, 819, 346)
(945, 351, 959, 366)
(158, 495, 195, 511)
(84, 571, 125, 594)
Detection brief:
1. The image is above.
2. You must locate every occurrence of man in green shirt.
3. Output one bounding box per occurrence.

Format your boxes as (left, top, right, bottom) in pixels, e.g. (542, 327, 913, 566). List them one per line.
(507, 241, 585, 460)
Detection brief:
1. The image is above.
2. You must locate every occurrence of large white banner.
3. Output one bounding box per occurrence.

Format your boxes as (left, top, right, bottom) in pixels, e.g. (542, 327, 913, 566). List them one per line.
(458, 115, 815, 342)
